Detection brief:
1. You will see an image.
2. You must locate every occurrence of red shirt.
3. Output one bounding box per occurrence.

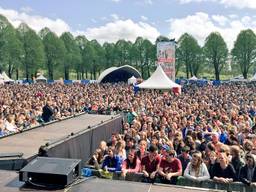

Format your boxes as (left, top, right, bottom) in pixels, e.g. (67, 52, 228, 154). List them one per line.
(160, 158, 182, 173)
(141, 155, 161, 174)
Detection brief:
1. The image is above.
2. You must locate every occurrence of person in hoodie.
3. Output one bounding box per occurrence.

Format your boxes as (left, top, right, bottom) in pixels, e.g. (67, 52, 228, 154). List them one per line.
(102, 146, 122, 172)
(239, 153, 256, 186)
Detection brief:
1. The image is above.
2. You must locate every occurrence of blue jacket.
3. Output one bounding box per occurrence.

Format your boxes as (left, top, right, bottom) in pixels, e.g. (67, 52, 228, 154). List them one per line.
(102, 155, 122, 172)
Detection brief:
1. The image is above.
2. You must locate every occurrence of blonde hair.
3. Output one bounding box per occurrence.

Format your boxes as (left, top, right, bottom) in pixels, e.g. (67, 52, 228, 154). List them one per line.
(191, 151, 203, 177)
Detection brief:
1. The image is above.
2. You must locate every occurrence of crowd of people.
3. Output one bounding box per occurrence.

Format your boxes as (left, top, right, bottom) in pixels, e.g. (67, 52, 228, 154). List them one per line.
(0, 83, 126, 136)
(85, 82, 256, 186)
(1, 81, 256, 187)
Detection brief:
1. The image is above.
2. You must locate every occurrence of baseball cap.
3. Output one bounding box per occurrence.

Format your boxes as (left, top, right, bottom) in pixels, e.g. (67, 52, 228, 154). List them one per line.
(181, 146, 190, 152)
(162, 144, 170, 151)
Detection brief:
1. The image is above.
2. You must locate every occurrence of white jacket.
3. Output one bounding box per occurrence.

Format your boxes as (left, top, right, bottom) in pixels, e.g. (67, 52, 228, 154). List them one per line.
(184, 162, 210, 181)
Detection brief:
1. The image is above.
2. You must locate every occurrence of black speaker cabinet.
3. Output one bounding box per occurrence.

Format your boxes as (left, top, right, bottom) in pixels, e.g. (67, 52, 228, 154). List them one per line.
(19, 157, 81, 188)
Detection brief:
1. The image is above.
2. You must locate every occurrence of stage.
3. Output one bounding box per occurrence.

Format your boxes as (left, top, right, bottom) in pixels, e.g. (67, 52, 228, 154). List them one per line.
(0, 114, 123, 170)
(0, 170, 224, 192)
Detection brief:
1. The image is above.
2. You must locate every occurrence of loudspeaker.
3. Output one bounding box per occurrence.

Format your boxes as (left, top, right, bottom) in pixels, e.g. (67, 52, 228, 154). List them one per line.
(19, 157, 81, 188)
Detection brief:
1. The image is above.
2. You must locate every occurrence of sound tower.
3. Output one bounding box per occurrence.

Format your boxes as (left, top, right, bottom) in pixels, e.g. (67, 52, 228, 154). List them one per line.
(19, 157, 81, 188)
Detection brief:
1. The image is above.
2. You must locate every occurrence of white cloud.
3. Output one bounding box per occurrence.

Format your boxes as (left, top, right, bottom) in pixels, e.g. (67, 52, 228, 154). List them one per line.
(0, 7, 70, 36)
(212, 15, 228, 26)
(168, 12, 256, 50)
(177, 0, 256, 9)
(111, 0, 121, 2)
(83, 19, 160, 44)
(20, 6, 33, 13)
(141, 15, 148, 21)
(111, 14, 119, 21)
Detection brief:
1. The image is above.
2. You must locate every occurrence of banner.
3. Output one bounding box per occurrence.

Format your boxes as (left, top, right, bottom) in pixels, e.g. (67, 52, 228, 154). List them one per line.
(157, 41, 176, 81)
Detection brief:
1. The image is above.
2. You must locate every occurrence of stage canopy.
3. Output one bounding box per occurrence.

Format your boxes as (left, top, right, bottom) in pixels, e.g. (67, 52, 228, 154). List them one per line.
(98, 65, 141, 83)
(137, 65, 181, 90)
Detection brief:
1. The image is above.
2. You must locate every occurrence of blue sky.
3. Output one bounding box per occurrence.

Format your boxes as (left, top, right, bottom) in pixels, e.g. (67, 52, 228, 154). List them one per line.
(0, 0, 256, 49)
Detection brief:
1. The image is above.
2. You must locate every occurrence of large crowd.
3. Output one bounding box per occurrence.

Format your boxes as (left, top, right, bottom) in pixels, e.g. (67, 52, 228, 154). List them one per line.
(85, 82, 256, 186)
(1, 82, 256, 186)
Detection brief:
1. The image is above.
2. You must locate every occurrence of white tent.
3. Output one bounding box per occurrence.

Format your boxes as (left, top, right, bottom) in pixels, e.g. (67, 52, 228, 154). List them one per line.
(189, 76, 198, 80)
(137, 65, 181, 90)
(1, 72, 14, 83)
(35, 74, 47, 83)
(0, 73, 4, 85)
(128, 76, 137, 85)
(251, 73, 256, 81)
(230, 75, 247, 82)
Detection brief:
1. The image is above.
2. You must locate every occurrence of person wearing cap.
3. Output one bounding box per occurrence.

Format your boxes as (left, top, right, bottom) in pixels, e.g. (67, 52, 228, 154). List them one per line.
(209, 132, 223, 153)
(158, 149, 182, 184)
(178, 146, 192, 175)
(160, 144, 170, 159)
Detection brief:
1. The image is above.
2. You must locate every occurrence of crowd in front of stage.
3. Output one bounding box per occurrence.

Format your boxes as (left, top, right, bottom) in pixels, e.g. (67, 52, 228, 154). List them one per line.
(1, 82, 256, 186)
(85, 82, 256, 186)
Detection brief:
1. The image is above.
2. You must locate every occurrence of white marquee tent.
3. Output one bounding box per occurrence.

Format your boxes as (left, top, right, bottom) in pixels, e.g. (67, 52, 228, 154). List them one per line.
(35, 74, 47, 83)
(0, 73, 4, 85)
(230, 75, 248, 82)
(189, 76, 198, 80)
(137, 65, 181, 90)
(251, 73, 256, 81)
(1, 72, 14, 83)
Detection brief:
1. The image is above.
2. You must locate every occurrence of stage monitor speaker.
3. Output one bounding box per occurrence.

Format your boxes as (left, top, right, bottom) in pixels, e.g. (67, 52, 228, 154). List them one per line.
(19, 157, 81, 188)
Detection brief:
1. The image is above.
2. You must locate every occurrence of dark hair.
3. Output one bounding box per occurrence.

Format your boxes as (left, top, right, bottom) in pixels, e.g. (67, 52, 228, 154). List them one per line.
(207, 143, 215, 151)
(149, 145, 158, 153)
(126, 150, 137, 169)
(168, 149, 176, 157)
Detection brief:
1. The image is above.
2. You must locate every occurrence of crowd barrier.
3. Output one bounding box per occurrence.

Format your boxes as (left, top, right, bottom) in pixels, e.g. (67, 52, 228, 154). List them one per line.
(41, 115, 123, 166)
(87, 170, 256, 192)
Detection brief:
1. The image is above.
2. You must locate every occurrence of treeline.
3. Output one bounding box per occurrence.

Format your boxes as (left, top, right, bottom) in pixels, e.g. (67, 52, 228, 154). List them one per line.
(0, 14, 256, 80)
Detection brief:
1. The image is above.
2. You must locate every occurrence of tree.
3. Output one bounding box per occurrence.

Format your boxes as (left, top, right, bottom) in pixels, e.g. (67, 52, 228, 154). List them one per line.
(90, 39, 104, 79)
(176, 33, 202, 78)
(142, 39, 155, 78)
(60, 32, 81, 80)
(0, 15, 24, 78)
(133, 37, 145, 77)
(203, 32, 228, 80)
(17, 23, 45, 80)
(232, 29, 256, 79)
(103, 42, 116, 68)
(41, 29, 66, 80)
(115, 39, 130, 67)
(75, 35, 89, 79)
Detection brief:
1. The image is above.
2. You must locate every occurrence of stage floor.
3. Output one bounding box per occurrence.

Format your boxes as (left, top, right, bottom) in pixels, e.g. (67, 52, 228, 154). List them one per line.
(0, 171, 223, 192)
(0, 114, 115, 160)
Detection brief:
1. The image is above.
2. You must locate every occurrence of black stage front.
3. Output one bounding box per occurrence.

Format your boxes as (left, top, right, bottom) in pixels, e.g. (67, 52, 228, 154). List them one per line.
(0, 114, 123, 170)
(0, 170, 223, 192)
